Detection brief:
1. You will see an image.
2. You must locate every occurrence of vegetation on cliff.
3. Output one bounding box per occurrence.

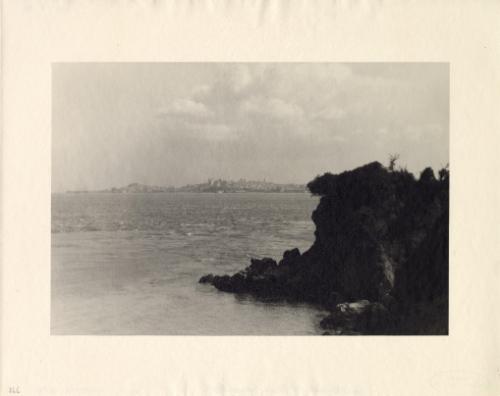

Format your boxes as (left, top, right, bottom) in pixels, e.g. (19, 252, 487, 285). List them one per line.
(200, 160, 449, 335)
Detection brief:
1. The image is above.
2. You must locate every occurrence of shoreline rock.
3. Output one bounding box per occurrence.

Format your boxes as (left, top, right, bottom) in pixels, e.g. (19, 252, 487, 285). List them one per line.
(199, 161, 449, 335)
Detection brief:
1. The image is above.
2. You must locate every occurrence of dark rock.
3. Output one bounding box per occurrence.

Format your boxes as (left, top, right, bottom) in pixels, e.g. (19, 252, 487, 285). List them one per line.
(324, 291, 344, 310)
(331, 300, 373, 329)
(248, 257, 277, 275)
(199, 274, 214, 284)
(279, 248, 301, 267)
(320, 300, 395, 335)
(211, 275, 234, 292)
(199, 161, 449, 335)
(365, 302, 393, 334)
(380, 293, 398, 313)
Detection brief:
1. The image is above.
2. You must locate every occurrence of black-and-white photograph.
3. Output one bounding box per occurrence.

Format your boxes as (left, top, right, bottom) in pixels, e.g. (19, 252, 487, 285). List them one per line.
(51, 63, 449, 335)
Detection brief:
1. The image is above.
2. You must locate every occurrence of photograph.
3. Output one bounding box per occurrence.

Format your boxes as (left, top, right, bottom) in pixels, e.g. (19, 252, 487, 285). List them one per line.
(51, 62, 449, 335)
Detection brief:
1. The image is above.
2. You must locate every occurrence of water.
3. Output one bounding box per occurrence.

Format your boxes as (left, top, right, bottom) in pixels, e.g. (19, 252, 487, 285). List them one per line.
(51, 192, 327, 335)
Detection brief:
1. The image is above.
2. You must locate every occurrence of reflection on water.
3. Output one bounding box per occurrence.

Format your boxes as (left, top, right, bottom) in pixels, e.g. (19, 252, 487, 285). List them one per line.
(51, 192, 326, 335)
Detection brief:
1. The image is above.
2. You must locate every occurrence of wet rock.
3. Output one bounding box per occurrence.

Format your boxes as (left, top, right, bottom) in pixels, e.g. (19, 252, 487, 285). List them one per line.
(380, 293, 398, 312)
(211, 275, 234, 292)
(198, 274, 214, 284)
(247, 257, 277, 275)
(324, 291, 344, 310)
(320, 300, 395, 335)
(279, 248, 301, 267)
(199, 259, 282, 296)
(365, 302, 393, 333)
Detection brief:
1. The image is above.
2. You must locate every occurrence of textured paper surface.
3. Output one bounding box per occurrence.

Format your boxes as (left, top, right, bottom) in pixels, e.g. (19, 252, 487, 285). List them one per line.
(1, 1, 499, 395)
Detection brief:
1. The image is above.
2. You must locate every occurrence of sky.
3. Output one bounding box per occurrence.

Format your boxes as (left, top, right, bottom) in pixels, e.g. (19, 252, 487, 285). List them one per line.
(52, 63, 449, 192)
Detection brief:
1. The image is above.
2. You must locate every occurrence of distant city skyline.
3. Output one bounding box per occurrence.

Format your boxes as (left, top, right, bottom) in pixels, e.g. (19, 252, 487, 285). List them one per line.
(52, 63, 449, 192)
(65, 177, 307, 194)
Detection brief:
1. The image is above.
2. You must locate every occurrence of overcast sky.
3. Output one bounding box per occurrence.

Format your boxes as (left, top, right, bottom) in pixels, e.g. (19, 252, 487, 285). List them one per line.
(52, 63, 448, 192)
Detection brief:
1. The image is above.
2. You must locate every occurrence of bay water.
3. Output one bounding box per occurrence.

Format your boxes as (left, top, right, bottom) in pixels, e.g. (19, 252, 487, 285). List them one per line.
(51, 192, 327, 335)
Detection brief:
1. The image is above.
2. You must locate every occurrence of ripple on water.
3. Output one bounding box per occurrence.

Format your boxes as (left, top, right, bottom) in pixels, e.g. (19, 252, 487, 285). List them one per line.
(51, 192, 321, 334)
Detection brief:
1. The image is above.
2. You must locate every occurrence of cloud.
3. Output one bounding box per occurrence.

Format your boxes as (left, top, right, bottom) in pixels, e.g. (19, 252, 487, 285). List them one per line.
(157, 116, 237, 142)
(191, 84, 212, 99)
(227, 65, 254, 93)
(187, 122, 236, 141)
(154, 64, 448, 148)
(404, 123, 446, 141)
(53, 63, 449, 191)
(313, 106, 346, 121)
(240, 96, 304, 120)
(158, 98, 214, 118)
(183, 64, 354, 124)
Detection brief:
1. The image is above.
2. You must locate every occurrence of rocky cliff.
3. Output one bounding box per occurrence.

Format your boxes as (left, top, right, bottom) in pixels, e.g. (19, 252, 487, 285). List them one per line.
(199, 161, 449, 334)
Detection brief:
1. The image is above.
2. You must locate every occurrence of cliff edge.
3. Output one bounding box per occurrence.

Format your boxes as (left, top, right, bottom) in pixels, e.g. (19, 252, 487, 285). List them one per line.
(199, 161, 449, 335)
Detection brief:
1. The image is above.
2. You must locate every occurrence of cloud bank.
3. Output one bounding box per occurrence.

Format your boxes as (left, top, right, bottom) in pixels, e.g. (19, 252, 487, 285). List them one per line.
(52, 63, 449, 191)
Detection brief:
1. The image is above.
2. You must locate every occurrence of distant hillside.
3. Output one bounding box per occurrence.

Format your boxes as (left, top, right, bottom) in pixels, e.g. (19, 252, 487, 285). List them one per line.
(66, 183, 175, 194)
(177, 178, 306, 193)
(107, 183, 175, 193)
(66, 179, 306, 194)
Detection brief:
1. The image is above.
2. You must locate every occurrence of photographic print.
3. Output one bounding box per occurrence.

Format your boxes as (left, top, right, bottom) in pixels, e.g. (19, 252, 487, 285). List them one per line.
(51, 63, 449, 335)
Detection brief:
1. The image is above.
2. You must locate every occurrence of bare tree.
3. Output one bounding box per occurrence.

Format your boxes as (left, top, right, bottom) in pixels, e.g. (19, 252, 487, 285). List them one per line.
(388, 153, 400, 171)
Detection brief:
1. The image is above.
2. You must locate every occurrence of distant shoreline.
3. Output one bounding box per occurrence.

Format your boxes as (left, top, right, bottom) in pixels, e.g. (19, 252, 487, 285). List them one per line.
(60, 190, 309, 194)
(62, 180, 308, 194)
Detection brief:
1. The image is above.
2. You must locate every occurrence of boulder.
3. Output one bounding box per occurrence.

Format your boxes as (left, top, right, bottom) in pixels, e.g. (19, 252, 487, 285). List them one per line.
(279, 248, 301, 267)
(198, 274, 214, 284)
(248, 257, 277, 276)
(199, 258, 282, 296)
(211, 275, 234, 292)
(320, 300, 395, 335)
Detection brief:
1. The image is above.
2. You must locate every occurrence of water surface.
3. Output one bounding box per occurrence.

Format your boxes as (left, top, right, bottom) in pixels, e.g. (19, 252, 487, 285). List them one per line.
(51, 192, 326, 335)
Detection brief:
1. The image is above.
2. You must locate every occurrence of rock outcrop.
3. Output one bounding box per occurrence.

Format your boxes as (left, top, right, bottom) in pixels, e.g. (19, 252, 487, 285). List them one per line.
(199, 161, 449, 335)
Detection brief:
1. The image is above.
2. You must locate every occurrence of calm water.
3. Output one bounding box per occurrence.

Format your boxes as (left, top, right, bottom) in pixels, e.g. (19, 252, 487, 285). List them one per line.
(51, 192, 326, 335)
